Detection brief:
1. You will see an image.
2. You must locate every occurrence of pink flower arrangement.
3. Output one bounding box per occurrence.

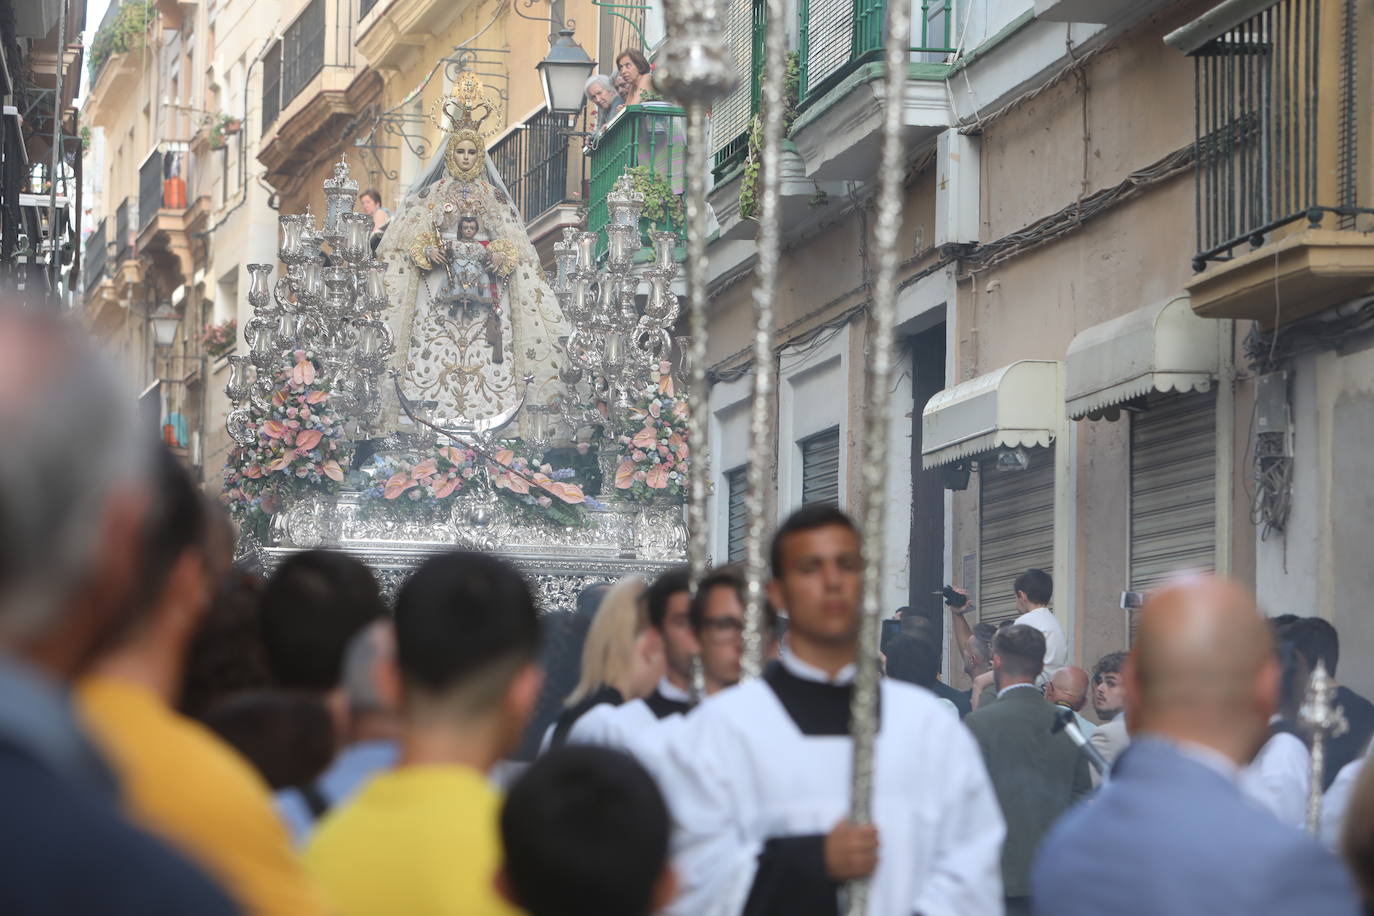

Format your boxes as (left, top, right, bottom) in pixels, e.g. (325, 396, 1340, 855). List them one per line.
(491, 448, 587, 506)
(357, 441, 594, 528)
(221, 350, 352, 539)
(201, 319, 237, 359)
(613, 371, 690, 503)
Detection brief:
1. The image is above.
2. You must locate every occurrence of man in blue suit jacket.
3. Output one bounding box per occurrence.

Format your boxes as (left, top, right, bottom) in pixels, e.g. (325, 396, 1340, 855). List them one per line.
(1031, 578, 1359, 916)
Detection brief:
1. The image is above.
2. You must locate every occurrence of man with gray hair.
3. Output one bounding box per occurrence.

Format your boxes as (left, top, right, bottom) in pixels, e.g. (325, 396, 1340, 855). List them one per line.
(277, 620, 401, 844)
(0, 303, 237, 913)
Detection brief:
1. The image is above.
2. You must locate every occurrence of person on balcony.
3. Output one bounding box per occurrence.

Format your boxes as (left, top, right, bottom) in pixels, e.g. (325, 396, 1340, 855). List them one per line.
(616, 48, 654, 106)
(584, 75, 623, 142)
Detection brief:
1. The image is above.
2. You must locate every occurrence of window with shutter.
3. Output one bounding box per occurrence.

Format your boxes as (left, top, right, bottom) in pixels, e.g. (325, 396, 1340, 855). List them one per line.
(261, 41, 282, 132)
(800, 427, 841, 506)
(726, 466, 748, 562)
(800, 0, 853, 97)
(710, 0, 756, 170)
(978, 446, 1055, 625)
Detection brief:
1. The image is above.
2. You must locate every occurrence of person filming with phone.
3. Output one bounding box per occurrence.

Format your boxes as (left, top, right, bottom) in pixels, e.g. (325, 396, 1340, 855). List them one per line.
(946, 570, 1068, 706)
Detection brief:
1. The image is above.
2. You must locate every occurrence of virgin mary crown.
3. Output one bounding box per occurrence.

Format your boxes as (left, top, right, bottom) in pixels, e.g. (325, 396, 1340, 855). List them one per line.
(432, 71, 501, 137)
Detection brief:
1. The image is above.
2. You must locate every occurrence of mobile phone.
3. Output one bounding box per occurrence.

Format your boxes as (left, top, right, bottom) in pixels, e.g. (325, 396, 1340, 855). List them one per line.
(1120, 591, 1146, 610)
(880, 618, 902, 654)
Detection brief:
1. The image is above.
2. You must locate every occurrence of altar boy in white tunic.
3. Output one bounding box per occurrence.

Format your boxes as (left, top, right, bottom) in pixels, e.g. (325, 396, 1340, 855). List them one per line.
(656, 506, 1006, 916)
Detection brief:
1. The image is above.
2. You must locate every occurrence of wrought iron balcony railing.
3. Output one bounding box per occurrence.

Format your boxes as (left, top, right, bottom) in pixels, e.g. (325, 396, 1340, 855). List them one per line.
(137, 148, 194, 231)
(261, 0, 326, 135)
(115, 197, 133, 262)
(139, 150, 164, 231)
(84, 219, 108, 291)
(799, 0, 955, 105)
(588, 104, 687, 259)
(488, 108, 583, 226)
(1179, 0, 1368, 269)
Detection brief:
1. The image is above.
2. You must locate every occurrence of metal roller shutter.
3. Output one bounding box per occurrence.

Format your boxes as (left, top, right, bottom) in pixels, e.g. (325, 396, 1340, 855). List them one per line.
(710, 0, 755, 159)
(1130, 390, 1217, 589)
(726, 466, 748, 562)
(979, 446, 1055, 625)
(800, 426, 841, 506)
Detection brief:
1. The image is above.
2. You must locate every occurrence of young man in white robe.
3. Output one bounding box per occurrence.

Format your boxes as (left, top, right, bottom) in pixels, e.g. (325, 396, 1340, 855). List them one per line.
(655, 505, 1006, 916)
(568, 566, 699, 746)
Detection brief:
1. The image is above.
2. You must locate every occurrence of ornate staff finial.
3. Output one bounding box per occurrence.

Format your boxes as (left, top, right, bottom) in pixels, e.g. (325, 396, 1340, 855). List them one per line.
(1299, 659, 1348, 836)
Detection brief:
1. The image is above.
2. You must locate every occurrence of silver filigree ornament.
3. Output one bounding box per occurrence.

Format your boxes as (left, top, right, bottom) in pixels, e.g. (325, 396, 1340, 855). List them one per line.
(226, 157, 395, 446)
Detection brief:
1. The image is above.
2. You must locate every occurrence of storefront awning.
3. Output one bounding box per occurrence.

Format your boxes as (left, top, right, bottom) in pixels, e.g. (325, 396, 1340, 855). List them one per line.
(1065, 294, 1219, 420)
(921, 360, 1063, 469)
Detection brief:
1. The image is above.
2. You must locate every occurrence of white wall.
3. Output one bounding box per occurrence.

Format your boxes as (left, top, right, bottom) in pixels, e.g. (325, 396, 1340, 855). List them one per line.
(1256, 344, 1374, 702)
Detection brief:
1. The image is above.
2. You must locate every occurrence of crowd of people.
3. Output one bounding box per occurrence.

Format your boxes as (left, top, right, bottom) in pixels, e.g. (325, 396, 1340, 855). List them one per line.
(4, 299, 1374, 916)
(584, 47, 656, 140)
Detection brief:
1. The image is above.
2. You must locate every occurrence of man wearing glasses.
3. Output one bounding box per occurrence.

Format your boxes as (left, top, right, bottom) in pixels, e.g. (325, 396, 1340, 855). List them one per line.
(688, 565, 779, 696)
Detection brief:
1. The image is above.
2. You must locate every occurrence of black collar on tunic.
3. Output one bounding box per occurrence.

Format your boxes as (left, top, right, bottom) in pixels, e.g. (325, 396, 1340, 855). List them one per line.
(549, 684, 623, 748)
(645, 688, 691, 720)
(762, 660, 881, 737)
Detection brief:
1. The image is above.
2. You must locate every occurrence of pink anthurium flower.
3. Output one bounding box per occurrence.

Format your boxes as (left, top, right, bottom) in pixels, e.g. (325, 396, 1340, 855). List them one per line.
(294, 429, 323, 452)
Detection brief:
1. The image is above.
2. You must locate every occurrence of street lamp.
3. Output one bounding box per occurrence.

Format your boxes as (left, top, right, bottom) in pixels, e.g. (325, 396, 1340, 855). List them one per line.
(150, 302, 181, 350)
(537, 28, 596, 116)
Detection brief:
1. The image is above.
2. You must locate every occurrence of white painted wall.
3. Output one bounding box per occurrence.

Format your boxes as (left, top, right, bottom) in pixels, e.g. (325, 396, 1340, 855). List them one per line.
(1255, 344, 1374, 702)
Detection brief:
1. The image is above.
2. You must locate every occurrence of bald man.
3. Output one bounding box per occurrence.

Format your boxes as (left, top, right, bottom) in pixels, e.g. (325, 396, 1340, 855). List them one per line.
(1030, 579, 1359, 916)
(1043, 666, 1096, 738)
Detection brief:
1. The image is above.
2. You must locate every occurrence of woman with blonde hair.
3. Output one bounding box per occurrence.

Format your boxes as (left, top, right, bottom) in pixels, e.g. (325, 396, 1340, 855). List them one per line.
(545, 576, 663, 749)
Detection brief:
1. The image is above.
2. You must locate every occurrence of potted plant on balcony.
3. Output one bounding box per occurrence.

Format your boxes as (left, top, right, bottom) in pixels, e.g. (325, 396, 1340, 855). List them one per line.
(201, 319, 237, 359)
(738, 52, 800, 222)
(626, 166, 684, 231)
(208, 113, 243, 151)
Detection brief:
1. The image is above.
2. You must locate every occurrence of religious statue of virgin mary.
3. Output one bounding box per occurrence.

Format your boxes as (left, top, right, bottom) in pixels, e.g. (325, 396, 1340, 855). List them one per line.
(377, 72, 570, 437)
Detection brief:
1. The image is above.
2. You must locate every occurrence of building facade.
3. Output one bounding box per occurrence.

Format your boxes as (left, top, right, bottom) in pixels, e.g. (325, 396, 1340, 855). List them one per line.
(80, 0, 285, 480)
(702, 0, 1373, 698)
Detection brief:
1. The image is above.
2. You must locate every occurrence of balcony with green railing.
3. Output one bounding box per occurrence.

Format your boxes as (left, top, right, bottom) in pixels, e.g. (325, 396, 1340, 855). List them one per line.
(799, 0, 956, 106)
(587, 104, 688, 259)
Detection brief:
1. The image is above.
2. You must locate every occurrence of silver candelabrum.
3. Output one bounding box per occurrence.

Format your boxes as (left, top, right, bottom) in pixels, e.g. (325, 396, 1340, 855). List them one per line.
(549, 173, 681, 443)
(224, 158, 395, 446)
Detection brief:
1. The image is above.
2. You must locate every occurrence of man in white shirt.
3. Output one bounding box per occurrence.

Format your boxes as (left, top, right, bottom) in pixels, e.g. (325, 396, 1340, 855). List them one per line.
(1008, 569, 1067, 681)
(952, 569, 1066, 700)
(655, 505, 1005, 916)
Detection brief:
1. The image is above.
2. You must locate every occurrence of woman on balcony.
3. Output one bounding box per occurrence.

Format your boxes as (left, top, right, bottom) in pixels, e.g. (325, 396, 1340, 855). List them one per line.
(615, 48, 654, 107)
(584, 74, 624, 142)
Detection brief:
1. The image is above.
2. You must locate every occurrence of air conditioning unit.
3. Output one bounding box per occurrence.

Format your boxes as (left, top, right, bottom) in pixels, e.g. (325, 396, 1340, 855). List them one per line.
(935, 129, 980, 250)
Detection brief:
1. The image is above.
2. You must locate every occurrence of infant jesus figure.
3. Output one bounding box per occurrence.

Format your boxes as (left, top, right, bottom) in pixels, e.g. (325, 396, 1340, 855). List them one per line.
(437, 215, 512, 362)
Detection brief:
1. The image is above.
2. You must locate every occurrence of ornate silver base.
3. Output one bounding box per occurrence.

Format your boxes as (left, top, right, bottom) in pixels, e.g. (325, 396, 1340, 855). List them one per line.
(241, 489, 688, 611)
